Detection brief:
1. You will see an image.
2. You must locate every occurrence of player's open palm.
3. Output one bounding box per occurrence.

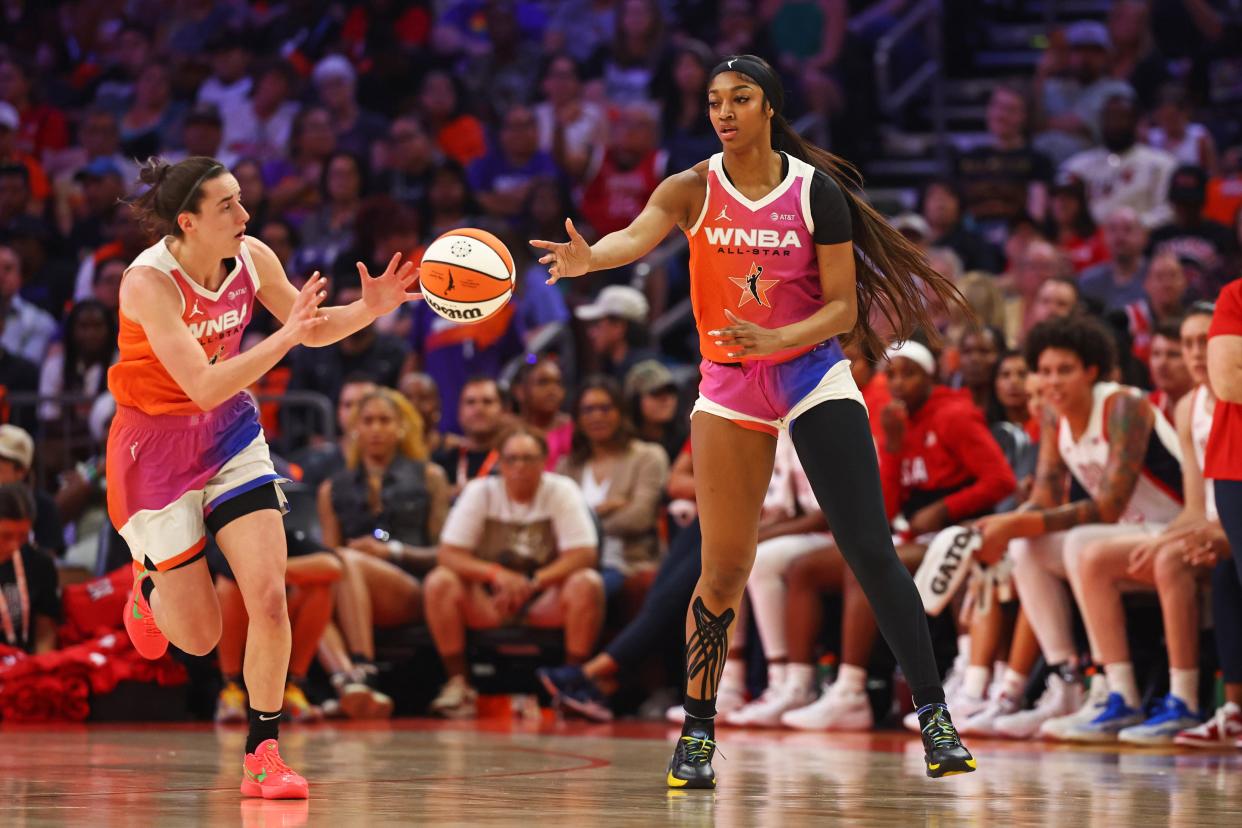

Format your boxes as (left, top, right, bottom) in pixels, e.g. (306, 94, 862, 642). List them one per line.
(358, 252, 421, 317)
(282, 272, 329, 345)
(530, 218, 591, 284)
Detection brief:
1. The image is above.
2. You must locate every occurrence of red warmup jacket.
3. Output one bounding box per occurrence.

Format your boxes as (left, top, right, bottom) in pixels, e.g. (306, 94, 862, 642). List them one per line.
(880, 387, 1016, 522)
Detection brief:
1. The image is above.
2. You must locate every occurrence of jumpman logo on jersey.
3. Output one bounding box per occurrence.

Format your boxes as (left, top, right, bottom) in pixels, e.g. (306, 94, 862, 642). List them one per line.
(715, 204, 732, 223)
(188, 300, 204, 318)
(728, 262, 779, 308)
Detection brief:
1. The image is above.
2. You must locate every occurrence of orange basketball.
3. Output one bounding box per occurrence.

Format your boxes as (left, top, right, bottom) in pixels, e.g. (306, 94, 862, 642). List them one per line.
(418, 228, 515, 323)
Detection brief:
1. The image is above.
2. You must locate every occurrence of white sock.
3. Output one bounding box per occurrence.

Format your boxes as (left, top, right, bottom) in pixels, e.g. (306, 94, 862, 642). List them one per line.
(1103, 662, 1141, 709)
(766, 662, 787, 692)
(957, 635, 971, 665)
(1170, 669, 1199, 712)
(1002, 668, 1028, 700)
(963, 665, 990, 699)
(835, 663, 867, 695)
(720, 659, 746, 695)
(785, 662, 817, 693)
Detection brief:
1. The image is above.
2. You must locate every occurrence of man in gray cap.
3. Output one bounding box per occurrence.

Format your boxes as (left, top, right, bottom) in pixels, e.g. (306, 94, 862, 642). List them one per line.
(1035, 21, 1136, 165)
(575, 285, 655, 383)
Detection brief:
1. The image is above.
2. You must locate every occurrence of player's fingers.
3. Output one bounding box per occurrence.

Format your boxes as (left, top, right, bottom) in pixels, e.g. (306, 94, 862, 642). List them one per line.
(355, 261, 371, 281)
(398, 263, 418, 286)
(566, 217, 583, 241)
(538, 254, 554, 265)
(529, 239, 555, 251)
(404, 291, 424, 301)
(385, 251, 403, 275)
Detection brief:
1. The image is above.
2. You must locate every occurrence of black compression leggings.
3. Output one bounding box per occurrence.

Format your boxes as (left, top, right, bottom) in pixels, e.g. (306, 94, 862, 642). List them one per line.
(790, 398, 944, 707)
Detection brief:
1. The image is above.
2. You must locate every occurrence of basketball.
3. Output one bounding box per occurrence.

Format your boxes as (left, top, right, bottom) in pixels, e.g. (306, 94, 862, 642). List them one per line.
(418, 228, 515, 323)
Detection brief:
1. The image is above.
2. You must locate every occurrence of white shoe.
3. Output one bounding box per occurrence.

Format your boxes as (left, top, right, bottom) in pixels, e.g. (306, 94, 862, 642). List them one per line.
(941, 650, 970, 702)
(664, 684, 746, 723)
(781, 683, 873, 731)
(959, 693, 1022, 737)
(724, 681, 816, 727)
(1038, 673, 1108, 740)
(992, 672, 1088, 740)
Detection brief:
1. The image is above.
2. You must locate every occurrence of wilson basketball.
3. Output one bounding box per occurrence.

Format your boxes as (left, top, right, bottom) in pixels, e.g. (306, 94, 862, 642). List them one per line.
(418, 228, 515, 323)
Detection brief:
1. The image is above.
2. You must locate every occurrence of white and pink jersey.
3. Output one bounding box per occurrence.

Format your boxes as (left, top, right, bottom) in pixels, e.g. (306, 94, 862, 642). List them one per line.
(109, 237, 261, 415)
(686, 152, 843, 366)
(1190, 384, 1217, 521)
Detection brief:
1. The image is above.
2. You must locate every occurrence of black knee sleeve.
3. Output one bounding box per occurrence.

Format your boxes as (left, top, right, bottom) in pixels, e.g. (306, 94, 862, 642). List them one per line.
(206, 482, 284, 536)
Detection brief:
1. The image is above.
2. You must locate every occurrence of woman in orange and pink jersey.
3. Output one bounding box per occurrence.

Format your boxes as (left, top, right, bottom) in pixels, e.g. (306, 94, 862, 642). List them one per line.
(109, 156, 420, 800)
(531, 55, 976, 786)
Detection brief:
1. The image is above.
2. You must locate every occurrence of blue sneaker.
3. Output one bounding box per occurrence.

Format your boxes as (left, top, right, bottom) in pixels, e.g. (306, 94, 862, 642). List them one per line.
(1061, 692, 1145, 742)
(1118, 695, 1201, 746)
(536, 665, 613, 722)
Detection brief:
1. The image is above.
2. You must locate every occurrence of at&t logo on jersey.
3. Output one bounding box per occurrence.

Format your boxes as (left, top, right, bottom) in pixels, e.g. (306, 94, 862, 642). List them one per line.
(704, 226, 802, 256)
(189, 303, 248, 339)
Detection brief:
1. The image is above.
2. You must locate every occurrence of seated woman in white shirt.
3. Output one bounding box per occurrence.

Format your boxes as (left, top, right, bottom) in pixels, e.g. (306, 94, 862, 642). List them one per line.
(424, 426, 604, 719)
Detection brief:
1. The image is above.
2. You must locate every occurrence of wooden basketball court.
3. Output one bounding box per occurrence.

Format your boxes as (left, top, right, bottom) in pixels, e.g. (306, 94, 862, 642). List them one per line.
(3, 720, 1240, 826)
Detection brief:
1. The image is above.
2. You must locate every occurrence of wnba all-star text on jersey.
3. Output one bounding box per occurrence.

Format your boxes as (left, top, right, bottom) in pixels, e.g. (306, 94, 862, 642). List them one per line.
(704, 226, 802, 256)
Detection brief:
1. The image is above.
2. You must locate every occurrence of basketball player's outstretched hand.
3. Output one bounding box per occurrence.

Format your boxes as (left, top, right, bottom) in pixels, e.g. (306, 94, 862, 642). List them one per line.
(357, 252, 422, 317)
(530, 218, 590, 284)
(709, 309, 786, 358)
(283, 272, 329, 345)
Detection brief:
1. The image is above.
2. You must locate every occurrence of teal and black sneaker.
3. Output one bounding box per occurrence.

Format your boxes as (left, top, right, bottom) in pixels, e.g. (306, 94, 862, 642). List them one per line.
(919, 703, 977, 778)
(666, 724, 719, 789)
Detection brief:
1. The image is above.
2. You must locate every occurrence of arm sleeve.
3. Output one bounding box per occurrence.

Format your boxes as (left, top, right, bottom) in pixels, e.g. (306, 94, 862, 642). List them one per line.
(439, 479, 488, 549)
(600, 444, 670, 535)
(940, 409, 1019, 519)
(549, 477, 599, 551)
(810, 170, 853, 245)
(878, 442, 905, 522)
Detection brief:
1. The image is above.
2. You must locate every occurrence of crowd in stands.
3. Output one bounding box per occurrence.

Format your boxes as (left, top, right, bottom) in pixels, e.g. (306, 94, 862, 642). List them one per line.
(2, 1, 1242, 747)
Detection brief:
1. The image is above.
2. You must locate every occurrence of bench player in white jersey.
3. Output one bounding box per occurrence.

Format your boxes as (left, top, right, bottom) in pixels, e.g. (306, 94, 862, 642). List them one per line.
(1050, 306, 1219, 743)
(970, 315, 1184, 740)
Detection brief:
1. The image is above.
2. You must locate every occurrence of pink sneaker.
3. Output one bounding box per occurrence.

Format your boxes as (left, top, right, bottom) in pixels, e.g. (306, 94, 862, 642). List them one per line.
(241, 739, 309, 800)
(123, 564, 168, 660)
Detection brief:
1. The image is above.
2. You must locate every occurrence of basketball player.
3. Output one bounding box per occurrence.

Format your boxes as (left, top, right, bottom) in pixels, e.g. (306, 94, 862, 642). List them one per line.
(974, 315, 1184, 741)
(109, 156, 419, 799)
(531, 55, 976, 786)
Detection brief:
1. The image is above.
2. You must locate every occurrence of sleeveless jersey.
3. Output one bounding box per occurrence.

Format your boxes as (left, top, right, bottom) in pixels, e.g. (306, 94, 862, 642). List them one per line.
(685, 152, 844, 366)
(1190, 384, 1217, 521)
(1057, 382, 1183, 525)
(108, 237, 261, 415)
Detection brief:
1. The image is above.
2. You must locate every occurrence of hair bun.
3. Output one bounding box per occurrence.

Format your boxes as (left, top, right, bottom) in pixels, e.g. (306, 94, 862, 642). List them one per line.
(137, 157, 172, 187)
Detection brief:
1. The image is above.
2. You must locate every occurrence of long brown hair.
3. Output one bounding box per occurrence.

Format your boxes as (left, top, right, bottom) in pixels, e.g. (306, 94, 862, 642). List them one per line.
(129, 156, 228, 238)
(569, 375, 636, 466)
(723, 56, 970, 355)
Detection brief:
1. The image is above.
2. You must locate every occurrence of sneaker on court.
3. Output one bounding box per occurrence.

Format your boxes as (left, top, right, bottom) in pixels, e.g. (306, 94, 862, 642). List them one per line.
(329, 671, 378, 719)
(282, 683, 322, 723)
(240, 739, 309, 800)
(537, 665, 613, 722)
(1039, 674, 1108, 740)
(123, 564, 168, 660)
(1174, 702, 1242, 749)
(919, 704, 977, 778)
(993, 673, 1087, 740)
(666, 726, 718, 790)
(215, 681, 248, 724)
(1118, 695, 1200, 746)
(723, 682, 816, 727)
(429, 675, 478, 719)
(665, 685, 744, 724)
(780, 683, 873, 731)
(1060, 692, 1144, 742)
(959, 693, 1022, 737)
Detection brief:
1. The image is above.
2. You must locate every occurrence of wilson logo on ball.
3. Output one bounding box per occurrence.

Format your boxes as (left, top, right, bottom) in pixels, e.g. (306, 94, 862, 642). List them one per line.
(419, 228, 515, 324)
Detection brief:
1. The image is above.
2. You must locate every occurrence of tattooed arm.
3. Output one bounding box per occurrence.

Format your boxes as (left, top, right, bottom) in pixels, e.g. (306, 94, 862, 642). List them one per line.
(1022, 401, 1070, 511)
(1037, 391, 1153, 532)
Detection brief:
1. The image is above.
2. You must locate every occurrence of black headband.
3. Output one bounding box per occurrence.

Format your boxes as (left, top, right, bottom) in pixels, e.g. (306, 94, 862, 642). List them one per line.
(175, 163, 224, 218)
(709, 55, 783, 116)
